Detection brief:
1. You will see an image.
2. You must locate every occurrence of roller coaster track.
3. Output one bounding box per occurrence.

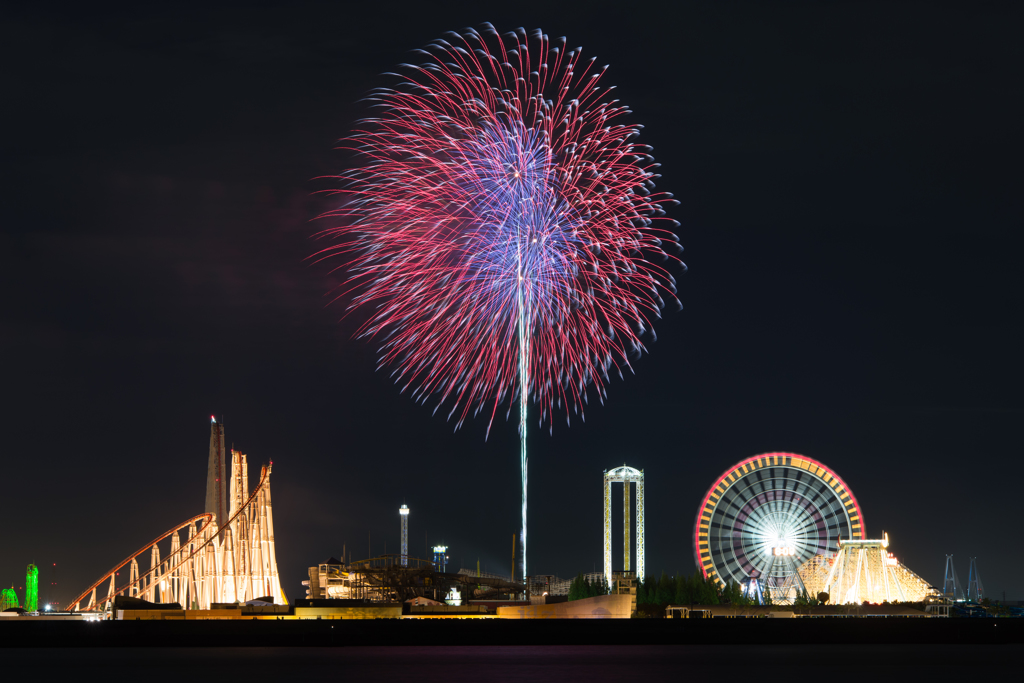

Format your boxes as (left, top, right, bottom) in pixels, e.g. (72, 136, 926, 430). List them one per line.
(66, 464, 273, 612)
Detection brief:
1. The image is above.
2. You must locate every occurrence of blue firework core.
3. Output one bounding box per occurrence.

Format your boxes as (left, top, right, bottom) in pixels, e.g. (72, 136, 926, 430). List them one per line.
(461, 122, 581, 324)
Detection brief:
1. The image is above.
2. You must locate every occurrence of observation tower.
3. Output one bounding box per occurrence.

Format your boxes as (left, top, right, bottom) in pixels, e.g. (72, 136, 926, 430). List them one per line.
(399, 504, 409, 567)
(693, 453, 863, 604)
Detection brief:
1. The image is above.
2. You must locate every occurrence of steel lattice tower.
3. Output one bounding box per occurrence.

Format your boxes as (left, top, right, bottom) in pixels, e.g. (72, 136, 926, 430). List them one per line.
(603, 466, 644, 587)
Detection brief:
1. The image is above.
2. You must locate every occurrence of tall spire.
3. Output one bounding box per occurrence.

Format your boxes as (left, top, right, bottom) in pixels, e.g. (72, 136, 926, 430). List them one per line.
(205, 416, 227, 526)
(400, 504, 409, 567)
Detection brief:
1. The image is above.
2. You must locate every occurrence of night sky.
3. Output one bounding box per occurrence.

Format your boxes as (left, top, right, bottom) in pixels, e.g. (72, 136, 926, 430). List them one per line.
(2, 1, 1022, 606)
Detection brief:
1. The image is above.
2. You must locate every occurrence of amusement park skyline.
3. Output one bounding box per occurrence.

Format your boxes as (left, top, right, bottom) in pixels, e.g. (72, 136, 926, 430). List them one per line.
(2, 1, 1022, 605)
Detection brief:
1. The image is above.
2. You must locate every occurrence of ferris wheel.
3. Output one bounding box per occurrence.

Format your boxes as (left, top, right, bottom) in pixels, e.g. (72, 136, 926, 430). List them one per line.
(693, 452, 864, 603)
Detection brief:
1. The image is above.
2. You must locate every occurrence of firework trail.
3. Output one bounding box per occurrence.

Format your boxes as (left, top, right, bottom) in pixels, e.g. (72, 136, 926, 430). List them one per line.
(317, 25, 683, 579)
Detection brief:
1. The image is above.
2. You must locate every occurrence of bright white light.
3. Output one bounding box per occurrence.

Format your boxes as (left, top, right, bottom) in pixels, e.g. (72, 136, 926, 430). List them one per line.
(400, 505, 409, 515)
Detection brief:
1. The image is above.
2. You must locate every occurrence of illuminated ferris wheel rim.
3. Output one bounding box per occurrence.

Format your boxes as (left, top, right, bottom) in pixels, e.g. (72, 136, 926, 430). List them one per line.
(693, 452, 865, 583)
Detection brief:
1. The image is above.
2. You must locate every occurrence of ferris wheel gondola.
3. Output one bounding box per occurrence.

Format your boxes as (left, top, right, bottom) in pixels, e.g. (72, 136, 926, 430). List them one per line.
(693, 453, 864, 604)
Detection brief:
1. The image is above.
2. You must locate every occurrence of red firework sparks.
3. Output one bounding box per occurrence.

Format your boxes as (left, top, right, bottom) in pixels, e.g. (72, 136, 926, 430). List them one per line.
(316, 25, 683, 435)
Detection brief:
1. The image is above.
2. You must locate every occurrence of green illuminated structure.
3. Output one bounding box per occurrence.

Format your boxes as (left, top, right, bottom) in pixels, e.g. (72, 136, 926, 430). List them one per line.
(25, 564, 38, 612)
(0, 587, 17, 611)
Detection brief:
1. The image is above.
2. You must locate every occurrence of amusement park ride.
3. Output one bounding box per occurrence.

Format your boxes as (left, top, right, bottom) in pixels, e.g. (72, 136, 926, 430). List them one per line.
(63, 433, 946, 614)
(693, 452, 936, 605)
(603, 465, 645, 588)
(65, 418, 284, 612)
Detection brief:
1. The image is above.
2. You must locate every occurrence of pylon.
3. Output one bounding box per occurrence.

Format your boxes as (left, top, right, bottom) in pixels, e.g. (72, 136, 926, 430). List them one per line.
(943, 555, 963, 601)
(967, 557, 984, 602)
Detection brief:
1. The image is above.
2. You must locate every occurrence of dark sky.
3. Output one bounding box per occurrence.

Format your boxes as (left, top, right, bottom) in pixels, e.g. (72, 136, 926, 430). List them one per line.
(2, 1, 1022, 606)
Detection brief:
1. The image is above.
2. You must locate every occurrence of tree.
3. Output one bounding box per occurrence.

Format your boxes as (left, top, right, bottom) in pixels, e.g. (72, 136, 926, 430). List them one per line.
(636, 577, 649, 605)
(688, 573, 703, 604)
(568, 573, 586, 601)
(794, 588, 820, 607)
(688, 573, 719, 604)
(569, 574, 609, 600)
(674, 572, 691, 605)
(642, 575, 657, 604)
(655, 572, 674, 605)
(723, 579, 746, 605)
(704, 575, 721, 604)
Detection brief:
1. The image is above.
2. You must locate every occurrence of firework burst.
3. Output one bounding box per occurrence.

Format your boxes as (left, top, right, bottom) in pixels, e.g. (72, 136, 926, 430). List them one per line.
(317, 25, 683, 577)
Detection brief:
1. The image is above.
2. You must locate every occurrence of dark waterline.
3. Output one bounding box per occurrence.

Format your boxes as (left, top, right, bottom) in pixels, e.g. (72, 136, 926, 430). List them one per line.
(8, 645, 1021, 680)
